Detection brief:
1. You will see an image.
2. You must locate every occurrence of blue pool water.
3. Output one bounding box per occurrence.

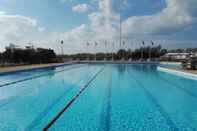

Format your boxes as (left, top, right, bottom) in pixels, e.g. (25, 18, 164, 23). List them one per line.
(0, 64, 197, 131)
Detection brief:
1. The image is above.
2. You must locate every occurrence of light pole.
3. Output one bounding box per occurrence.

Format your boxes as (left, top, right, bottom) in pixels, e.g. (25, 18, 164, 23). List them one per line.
(95, 41, 98, 61)
(130, 41, 133, 61)
(122, 40, 126, 60)
(60, 40, 64, 62)
(119, 3, 123, 50)
(112, 41, 115, 61)
(60, 40, 64, 56)
(104, 40, 107, 61)
(119, 12, 122, 50)
(86, 42, 90, 61)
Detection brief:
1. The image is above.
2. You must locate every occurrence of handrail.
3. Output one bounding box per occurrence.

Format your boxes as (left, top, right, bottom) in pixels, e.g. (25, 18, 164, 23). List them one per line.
(42, 66, 105, 131)
(0, 64, 85, 88)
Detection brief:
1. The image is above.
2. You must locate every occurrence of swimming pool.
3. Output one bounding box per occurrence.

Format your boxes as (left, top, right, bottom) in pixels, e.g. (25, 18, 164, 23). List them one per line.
(0, 64, 197, 131)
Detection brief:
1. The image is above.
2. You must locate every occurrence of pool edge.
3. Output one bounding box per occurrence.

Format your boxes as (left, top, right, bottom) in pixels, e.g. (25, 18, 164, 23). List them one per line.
(0, 62, 79, 75)
(157, 67, 197, 81)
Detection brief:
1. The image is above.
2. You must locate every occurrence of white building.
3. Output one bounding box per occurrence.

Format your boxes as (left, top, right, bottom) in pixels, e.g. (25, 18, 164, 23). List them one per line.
(5, 43, 21, 50)
(162, 53, 190, 60)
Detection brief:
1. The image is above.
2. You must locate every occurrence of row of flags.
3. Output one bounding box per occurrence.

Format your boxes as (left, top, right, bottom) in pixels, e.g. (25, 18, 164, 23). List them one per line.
(62, 40, 154, 47)
(87, 41, 155, 46)
(142, 41, 154, 46)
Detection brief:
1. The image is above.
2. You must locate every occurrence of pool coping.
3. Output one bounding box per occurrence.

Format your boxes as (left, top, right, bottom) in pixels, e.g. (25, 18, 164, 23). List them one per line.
(80, 61, 160, 64)
(0, 62, 79, 75)
(157, 67, 197, 81)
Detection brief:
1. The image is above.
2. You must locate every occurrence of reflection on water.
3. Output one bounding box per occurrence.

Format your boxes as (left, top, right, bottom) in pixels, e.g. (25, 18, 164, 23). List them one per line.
(46, 67, 56, 78)
(130, 64, 157, 73)
(113, 64, 127, 75)
(113, 64, 158, 76)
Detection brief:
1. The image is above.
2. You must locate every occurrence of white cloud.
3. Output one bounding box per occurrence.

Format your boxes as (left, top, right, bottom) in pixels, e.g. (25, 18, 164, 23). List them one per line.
(1, 0, 197, 54)
(57, 0, 197, 53)
(0, 11, 6, 15)
(38, 27, 45, 32)
(72, 4, 91, 13)
(50, 0, 120, 53)
(123, 0, 197, 36)
(0, 12, 47, 51)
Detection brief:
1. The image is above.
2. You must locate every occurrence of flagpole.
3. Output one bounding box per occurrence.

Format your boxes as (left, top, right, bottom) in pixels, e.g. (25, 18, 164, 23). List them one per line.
(119, 8, 122, 49)
(150, 41, 154, 61)
(60, 40, 64, 56)
(141, 41, 144, 61)
(130, 41, 133, 61)
(95, 41, 97, 61)
(86, 42, 89, 61)
(123, 40, 126, 60)
(149, 41, 152, 61)
(112, 41, 114, 61)
(60, 40, 64, 62)
(105, 40, 107, 61)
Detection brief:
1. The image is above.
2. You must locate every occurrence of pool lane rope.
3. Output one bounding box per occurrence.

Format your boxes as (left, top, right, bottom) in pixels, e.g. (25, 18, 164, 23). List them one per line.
(42, 66, 105, 131)
(0, 64, 85, 88)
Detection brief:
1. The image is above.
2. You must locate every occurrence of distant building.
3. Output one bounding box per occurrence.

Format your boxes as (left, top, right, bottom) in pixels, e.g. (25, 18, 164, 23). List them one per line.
(5, 43, 36, 51)
(161, 53, 191, 61)
(5, 43, 21, 50)
(25, 43, 34, 50)
(191, 53, 197, 57)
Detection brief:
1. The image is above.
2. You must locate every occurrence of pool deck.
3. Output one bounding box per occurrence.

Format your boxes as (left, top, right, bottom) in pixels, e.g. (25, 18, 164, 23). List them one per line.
(0, 62, 78, 74)
(158, 67, 197, 81)
(172, 68, 197, 75)
(159, 62, 197, 75)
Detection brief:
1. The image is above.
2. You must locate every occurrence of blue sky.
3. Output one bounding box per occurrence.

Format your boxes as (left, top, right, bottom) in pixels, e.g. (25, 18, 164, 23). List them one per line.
(0, 0, 197, 53)
(0, 0, 89, 31)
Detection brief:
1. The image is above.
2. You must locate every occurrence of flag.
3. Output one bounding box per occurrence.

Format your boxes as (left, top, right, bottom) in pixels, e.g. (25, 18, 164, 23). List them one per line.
(151, 41, 154, 46)
(61, 40, 64, 45)
(142, 41, 145, 45)
(123, 41, 125, 46)
(95, 41, 98, 46)
(104, 40, 107, 47)
(87, 42, 90, 46)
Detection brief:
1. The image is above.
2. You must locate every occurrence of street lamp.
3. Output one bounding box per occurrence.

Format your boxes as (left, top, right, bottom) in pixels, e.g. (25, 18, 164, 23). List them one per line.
(130, 41, 133, 61)
(95, 41, 98, 61)
(60, 40, 64, 56)
(104, 40, 107, 61)
(122, 40, 126, 60)
(141, 41, 145, 61)
(112, 41, 115, 61)
(86, 42, 90, 61)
